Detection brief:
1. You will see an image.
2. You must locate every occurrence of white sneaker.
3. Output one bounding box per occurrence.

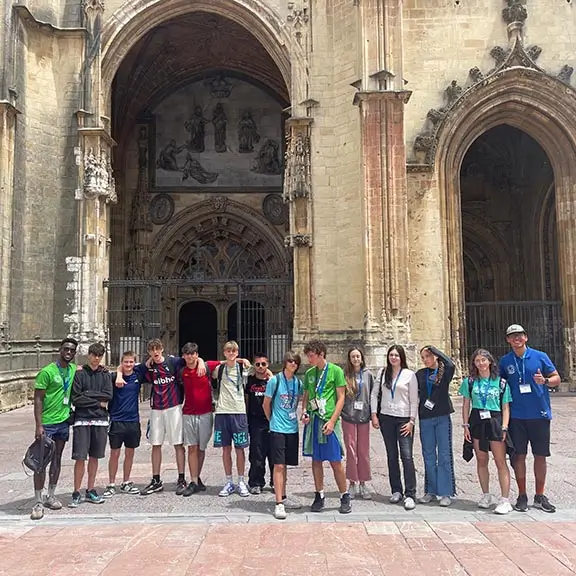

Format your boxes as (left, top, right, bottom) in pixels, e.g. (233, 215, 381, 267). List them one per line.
(419, 493, 436, 504)
(359, 483, 373, 500)
(494, 499, 513, 515)
(218, 481, 235, 497)
(274, 503, 287, 520)
(283, 496, 302, 510)
(478, 493, 495, 509)
(237, 480, 250, 497)
(348, 482, 359, 500)
(390, 492, 403, 504)
(439, 496, 452, 507)
(404, 497, 416, 510)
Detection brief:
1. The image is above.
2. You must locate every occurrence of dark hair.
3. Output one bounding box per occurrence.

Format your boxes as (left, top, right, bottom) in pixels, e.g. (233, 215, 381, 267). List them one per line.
(420, 345, 445, 387)
(303, 339, 327, 357)
(469, 348, 499, 380)
(344, 347, 365, 397)
(181, 342, 199, 355)
(121, 350, 136, 360)
(147, 338, 163, 351)
(60, 338, 78, 349)
(88, 342, 105, 357)
(282, 350, 301, 370)
(384, 345, 408, 389)
(254, 352, 268, 361)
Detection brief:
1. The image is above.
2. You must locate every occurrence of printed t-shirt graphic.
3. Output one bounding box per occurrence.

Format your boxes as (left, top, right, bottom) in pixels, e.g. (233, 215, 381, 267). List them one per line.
(109, 372, 141, 422)
(266, 373, 303, 434)
(304, 363, 346, 420)
(459, 377, 512, 411)
(135, 357, 185, 410)
(245, 375, 269, 420)
(499, 347, 556, 420)
(35, 362, 77, 424)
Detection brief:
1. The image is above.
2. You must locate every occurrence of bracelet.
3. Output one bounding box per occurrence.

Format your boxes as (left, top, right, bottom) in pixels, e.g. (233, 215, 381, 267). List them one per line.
(462, 423, 470, 428)
(502, 427, 508, 431)
(302, 412, 309, 418)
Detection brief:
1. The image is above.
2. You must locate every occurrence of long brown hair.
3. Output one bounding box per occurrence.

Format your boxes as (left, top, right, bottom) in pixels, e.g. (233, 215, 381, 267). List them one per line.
(344, 347, 365, 397)
(420, 345, 445, 387)
(469, 348, 499, 380)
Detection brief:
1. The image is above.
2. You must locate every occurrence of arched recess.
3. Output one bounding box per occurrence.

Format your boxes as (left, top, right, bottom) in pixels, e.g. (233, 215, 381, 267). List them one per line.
(100, 0, 292, 112)
(436, 68, 576, 379)
(179, 300, 218, 360)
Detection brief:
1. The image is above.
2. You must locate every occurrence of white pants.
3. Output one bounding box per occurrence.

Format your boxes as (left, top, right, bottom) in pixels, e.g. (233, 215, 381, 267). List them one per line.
(149, 405, 183, 446)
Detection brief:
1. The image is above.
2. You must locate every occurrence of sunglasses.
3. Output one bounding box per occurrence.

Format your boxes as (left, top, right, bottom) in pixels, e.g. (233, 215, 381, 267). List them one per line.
(255, 362, 268, 367)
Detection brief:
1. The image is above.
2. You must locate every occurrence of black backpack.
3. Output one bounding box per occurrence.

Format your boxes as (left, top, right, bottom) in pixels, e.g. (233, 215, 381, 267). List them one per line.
(23, 435, 55, 475)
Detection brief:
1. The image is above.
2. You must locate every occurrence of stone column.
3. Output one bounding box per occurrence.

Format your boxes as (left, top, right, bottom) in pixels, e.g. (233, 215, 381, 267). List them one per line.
(284, 117, 315, 340)
(0, 101, 18, 332)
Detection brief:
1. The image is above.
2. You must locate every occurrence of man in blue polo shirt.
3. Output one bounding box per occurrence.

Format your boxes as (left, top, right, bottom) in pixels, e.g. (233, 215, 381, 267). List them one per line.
(499, 324, 560, 513)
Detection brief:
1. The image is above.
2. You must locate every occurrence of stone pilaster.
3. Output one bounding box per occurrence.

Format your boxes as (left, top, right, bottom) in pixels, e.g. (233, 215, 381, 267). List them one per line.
(284, 116, 315, 339)
(354, 90, 413, 365)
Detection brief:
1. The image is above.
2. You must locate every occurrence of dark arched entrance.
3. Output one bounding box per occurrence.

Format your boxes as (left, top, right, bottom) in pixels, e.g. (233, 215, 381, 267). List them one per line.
(228, 300, 266, 361)
(461, 124, 563, 371)
(179, 301, 218, 361)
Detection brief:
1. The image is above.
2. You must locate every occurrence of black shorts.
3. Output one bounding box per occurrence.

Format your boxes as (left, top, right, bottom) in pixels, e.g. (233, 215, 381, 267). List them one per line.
(509, 418, 551, 457)
(470, 409, 505, 446)
(270, 432, 299, 466)
(109, 421, 141, 450)
(72, 425, 108, 460)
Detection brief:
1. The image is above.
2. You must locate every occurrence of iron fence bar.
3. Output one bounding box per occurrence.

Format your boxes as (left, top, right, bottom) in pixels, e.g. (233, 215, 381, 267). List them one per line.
(237, 283, 242, 349)
(104, 278, 292, 287)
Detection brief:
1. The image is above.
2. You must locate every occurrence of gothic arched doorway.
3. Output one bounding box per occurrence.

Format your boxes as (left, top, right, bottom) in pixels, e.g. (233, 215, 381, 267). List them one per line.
(461, 124, 564, 371)
(228, 300, 266, 361)
(179, 301, 218, 360)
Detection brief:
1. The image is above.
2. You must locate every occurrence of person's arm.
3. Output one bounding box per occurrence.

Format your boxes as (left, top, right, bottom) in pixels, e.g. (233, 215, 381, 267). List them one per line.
(400, 373, 418, 437)
(115, 366, 124, 387)
(301, 388, 310, 425)
(501, 401, 510, 440)
(534, 354, 560, 387)
(462, 396, 471, 442)
(33, 370, 49, 438)
(370, 368, 382, 429)
(71, 373, 100, 408)
(263, 377, 276, 421)
(323, 386, 345, 435)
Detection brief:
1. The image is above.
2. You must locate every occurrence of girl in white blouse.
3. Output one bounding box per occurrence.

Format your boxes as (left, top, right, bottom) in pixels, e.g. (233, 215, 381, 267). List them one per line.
(371, 344, 419, 510)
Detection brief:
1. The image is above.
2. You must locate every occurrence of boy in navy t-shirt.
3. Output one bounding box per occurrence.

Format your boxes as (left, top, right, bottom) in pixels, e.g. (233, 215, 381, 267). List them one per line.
(104, 351, 142, 496)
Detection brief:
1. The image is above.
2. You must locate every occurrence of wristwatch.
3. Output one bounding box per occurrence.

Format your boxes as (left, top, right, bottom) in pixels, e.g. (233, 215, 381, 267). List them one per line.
(545, 378, 550, 385)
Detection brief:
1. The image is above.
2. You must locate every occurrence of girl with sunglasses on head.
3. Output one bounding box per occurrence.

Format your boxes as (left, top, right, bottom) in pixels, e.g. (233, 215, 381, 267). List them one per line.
(371, 345, 418, 510)
(341, 347, 375, 500)
(416, 346, 456, 507)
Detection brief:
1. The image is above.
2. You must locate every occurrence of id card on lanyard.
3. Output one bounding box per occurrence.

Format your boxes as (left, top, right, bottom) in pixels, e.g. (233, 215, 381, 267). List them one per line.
(389, 369, 403, 407)
(58, 362, 72, 405)
(424, 368, 438, 410)
(283, 373, 298, 419)
(310, 363, 328, 416)
(478, 378, 491, 420)
(514, 354, 531, 394)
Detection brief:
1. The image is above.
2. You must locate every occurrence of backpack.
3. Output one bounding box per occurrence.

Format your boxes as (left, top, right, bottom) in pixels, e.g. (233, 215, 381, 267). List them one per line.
(213, 363, 245, 405)
(23, 435, 55, 476)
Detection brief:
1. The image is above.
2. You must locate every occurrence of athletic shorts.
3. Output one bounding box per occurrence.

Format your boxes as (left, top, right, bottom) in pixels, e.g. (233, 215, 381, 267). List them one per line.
(213, 414, 249, 448)
(183, 413, 213, 450)
(270, 431, 299, 466)
(149, 405, 183, 446)
(509, 418, 551, 457)
(43, 421, 70, 442)
(72, 425, 107, 460)
(109, 421, 141, 450)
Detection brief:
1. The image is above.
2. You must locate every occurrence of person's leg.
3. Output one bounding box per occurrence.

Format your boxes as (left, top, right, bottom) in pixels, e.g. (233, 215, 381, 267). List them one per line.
(87, 457, 99, 491)
(329, 460, 348, 493)
(531, 419, 551, 495)
(342, 420, 359, 484)
(398, 421, 417, 499)
(233, 415, 249, 478)
(72, 425, 89, 493)
(87, 426, 107, 493)
(473, 439, 490, 494)
(222, 445, 233, 475)
(197, 413, 212, 482)
(108, 448, 121, 484)
(356, 422, 372, 483)
(509, 419, 529, 496)
(436, 416, 455, 498)
(151, 445, 162, 475)
(73, 460, 86, 492)
(198, 449, 206, 478)
(312, 460, 324, 491)
(248, 421, 265, 488)
(48, 437, 67, 489)
(235, 447, 246, 476)
(534, 456, 547, 494)
(123, 448, 135, 483)
(490, 441, 510, 499)
(188, 445, 199, 482)
(174, 444, 185, 476)
(379, 416, 402, 496)
(274, 464, 286, 504)
(149, 409, 165, 478)
(419, 417, 438, 497)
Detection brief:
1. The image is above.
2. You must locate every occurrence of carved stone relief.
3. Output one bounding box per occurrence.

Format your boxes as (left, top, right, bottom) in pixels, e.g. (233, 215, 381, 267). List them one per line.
(284, 233, 312, 248)
(262, 193, 287, 225)
(83, 148, 117, 202)
(149, 193, 175, 225)
(283, 130, 311, 201)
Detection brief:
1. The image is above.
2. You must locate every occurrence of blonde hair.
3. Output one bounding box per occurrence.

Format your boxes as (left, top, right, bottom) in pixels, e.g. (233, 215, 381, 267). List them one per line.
(223, 340, 239, 353)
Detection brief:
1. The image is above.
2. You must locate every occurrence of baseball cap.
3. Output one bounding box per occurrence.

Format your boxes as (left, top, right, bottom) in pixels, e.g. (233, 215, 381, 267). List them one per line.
(506, 324, 526, 336)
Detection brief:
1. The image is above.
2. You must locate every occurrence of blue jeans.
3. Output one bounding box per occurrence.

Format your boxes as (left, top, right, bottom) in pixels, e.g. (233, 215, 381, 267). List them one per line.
(419, 415, 456, 497)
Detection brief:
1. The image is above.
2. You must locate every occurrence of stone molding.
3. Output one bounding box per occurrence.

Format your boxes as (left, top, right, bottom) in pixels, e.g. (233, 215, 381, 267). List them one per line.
(284, 233, 312, 248)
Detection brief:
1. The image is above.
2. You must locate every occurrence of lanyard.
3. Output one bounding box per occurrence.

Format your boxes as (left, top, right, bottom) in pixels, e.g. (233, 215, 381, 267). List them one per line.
(225, 365, 240, 392)
(390, 369, 403, 400)
(282, 372, 298, 408)
(315, 363, 329, 396)
(57, 362, 72, 394)
(356, 371, 363, 398)
(426, 368, 438, 398)
(478, 377, 491, 408)
(514, 352, 527, 385)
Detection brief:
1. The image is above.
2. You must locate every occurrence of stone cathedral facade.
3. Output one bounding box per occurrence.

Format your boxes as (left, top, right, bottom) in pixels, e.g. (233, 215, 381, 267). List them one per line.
(1, 0, 576, 407)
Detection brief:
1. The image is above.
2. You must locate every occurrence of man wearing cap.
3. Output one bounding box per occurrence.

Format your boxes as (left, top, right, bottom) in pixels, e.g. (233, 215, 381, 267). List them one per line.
(499, 324, 560, 513)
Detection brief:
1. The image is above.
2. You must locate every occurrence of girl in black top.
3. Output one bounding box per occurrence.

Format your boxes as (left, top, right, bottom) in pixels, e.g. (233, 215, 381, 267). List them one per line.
(416, 346, 456, 506)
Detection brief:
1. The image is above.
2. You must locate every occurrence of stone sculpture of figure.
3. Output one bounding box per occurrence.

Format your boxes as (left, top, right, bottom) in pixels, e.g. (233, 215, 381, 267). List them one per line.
(238, 111, 260, 153)
(156, 139, 185, 171)
(252, 139, 281, 175)
(185, 106, 206, 152)
(212, 103, 227, 153)
(181, 153, 219, 184)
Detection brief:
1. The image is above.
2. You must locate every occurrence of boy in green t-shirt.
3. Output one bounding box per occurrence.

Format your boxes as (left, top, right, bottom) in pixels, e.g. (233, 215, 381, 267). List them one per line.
(301, 339, 351, 514)
(30, 337, 79, 520)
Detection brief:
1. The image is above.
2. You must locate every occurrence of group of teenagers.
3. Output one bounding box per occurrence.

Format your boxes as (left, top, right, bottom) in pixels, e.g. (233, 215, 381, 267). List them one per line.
(30, 322, 560, 521)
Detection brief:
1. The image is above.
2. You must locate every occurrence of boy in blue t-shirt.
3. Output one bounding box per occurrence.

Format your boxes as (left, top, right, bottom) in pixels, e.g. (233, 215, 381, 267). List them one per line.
(104, 351, 142, 496)
(263, 351, 303, 520)
(499, 324, 560, 514)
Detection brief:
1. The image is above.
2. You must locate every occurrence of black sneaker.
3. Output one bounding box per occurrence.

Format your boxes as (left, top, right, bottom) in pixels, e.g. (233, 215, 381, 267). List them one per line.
(182, 482, 199, 497)
(197, 478, 207, 492)
(310, 492, 325, 513)
(141, 478, 164, 496)
(339, 492, 352, 514)
(533, 494, 556, 513)
(175, 479, 187, 496)
(514, 493, 528, 512)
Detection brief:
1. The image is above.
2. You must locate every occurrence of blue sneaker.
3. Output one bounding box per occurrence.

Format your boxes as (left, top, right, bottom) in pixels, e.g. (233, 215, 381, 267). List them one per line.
(85, 489, 104, 504)
(68, 491, 82, 508)
(218, 481, 235, 497)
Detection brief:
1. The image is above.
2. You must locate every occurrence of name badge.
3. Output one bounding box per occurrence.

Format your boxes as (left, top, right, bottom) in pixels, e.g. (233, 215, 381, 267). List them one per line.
(63, 396, 69, 406)
(288, 411, 297, 420)
(317, 398, 327, 416)
(424, 399, 435, 410)
(519, 384, 532, 394)
(354, 401, 364, 411)
(479, 410, 491, 420)
(309, 398, 319, 411)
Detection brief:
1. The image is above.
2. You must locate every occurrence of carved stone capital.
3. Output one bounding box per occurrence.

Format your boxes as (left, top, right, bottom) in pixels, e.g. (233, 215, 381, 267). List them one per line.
(83, 0, 105, 15)
(82, 148, 117, 203)
(285, 233, 312, 248)
(210, 195, 229, 213)
(502, 0, 527, 26)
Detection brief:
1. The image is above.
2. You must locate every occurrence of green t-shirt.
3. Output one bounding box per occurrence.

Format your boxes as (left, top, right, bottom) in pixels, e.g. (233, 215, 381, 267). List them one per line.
(459, 377, 512, 412)
(304, 362, 346, 420)
(35, 362, 77, 425)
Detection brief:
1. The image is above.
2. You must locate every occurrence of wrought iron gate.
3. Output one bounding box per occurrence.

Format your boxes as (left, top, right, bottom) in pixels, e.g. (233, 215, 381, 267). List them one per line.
(465, 301, 564, 375)
(104, 278, 293, 365)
